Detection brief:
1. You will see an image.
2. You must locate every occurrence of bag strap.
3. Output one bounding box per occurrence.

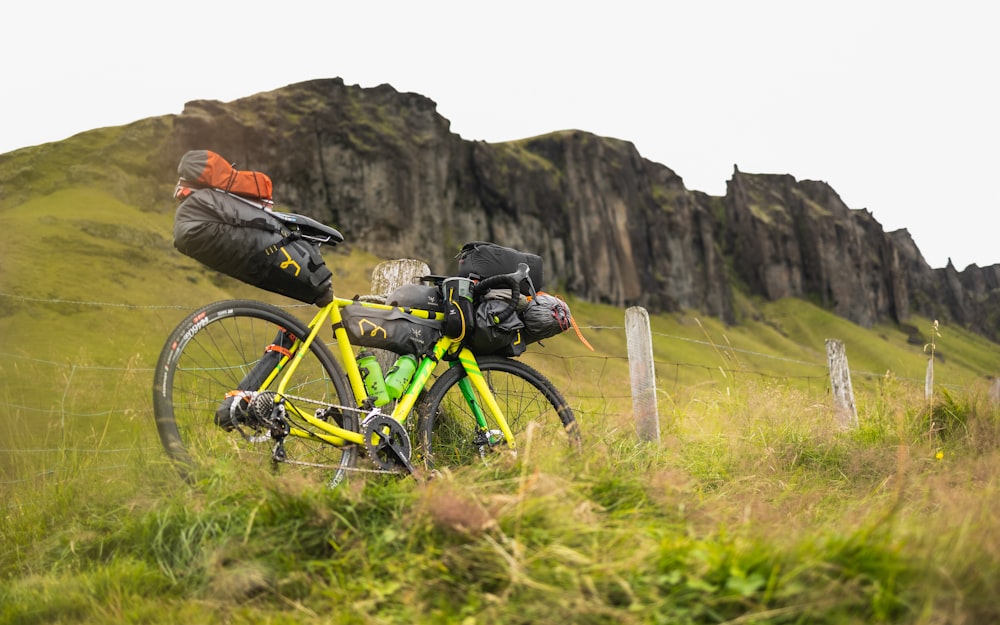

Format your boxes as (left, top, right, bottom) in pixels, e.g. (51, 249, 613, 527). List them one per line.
(569, 315, 594, 351)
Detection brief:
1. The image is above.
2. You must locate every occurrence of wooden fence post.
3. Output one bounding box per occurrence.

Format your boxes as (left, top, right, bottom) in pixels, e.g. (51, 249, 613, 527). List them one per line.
(990, 377, 1000, 406)
(371, 259, 431, 298)
(370, 259, 431, 371)
(825, 338, 858, 429)
(925, 358, 934, 403)
(626, 306, 660, 442)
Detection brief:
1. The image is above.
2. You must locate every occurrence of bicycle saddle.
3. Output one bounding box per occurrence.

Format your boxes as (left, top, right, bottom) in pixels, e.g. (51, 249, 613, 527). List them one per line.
(270, 211, 345, 245)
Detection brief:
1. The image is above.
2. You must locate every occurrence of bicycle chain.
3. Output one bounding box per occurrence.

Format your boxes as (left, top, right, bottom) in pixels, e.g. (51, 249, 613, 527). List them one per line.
(278, 393, 369, 418)
(278, 457, 406, 475)
(276, 393, 418, 476)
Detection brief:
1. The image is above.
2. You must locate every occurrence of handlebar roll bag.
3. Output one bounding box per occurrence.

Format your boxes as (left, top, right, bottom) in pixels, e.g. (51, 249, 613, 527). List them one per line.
(468, 291, 527, 356)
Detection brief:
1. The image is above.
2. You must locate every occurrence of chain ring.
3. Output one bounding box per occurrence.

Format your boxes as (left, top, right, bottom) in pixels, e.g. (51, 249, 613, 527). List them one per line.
(255, 395, 415, 475)
(362, 414, 412, 472)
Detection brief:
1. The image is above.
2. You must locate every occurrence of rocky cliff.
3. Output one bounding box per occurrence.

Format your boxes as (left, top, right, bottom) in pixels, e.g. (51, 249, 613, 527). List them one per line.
(5, 78, 996, 341)
(164, 79, 734, 321)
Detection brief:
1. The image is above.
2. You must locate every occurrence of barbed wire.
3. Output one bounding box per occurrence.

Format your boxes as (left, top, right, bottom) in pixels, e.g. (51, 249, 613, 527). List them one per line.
(0, 291, 900, 376)
(0, 291, 192, 310)
(0, 447, 148, 454)
(0, 290, 972, 497)
(2, 464, 134, 488)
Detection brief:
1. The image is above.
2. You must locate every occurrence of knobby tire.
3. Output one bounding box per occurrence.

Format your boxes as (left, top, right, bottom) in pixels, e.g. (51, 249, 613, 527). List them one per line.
(416, 355, 579, 469)
(152, 299, 358, 487)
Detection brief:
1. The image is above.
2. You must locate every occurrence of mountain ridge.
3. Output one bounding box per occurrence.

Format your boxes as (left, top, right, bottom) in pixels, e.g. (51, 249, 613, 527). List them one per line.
(1, 77, 997, 342)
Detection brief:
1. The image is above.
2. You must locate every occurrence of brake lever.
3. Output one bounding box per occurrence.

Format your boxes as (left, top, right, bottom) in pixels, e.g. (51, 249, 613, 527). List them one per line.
(516, 263, 537, 298)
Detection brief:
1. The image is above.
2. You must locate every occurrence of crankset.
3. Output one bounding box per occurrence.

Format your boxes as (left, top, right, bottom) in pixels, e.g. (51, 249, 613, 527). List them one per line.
(362, 413, 415, 474)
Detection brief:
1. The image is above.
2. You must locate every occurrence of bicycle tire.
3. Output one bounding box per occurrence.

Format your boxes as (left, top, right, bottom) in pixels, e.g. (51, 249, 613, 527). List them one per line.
(415, 355, 579, 469)
(152, 299, 359, 487)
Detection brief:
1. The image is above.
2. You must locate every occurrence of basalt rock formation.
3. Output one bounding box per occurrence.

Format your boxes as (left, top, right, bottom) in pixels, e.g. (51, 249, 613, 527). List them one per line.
(5, 77, 996, 341)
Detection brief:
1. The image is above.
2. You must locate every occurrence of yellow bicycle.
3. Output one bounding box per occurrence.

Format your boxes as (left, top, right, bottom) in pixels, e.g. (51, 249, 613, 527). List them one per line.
(152, 218, 579, 486)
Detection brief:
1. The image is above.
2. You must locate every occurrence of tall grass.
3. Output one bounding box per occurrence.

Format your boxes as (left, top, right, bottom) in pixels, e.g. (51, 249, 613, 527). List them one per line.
(4, 186, 1000, 623)
(3, 369, 999, 624)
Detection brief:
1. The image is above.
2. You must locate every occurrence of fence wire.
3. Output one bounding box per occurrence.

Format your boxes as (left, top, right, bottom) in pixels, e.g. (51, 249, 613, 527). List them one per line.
(0, 291, 960, 499)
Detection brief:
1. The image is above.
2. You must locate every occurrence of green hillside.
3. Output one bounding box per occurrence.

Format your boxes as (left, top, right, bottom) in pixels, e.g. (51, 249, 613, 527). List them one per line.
(3, 183, 1000, 623)
(3, 185, 995, 452)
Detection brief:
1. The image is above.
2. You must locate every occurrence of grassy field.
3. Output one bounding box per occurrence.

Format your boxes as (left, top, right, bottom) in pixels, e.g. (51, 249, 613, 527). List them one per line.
(2, 185, 1000, 623)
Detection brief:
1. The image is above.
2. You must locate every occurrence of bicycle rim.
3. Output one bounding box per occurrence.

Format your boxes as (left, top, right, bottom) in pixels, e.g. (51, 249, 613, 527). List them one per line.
(153, 300, 358, 487)
(416, 355, 579, 469)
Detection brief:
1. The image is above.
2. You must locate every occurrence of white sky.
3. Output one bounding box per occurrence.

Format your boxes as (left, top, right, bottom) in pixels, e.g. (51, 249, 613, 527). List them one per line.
(4, 1, 997, 270)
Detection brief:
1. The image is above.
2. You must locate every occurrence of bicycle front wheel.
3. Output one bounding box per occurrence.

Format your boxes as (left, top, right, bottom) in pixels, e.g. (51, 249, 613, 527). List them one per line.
(153, 299, 358, 487)
(416, 355, 579, 469)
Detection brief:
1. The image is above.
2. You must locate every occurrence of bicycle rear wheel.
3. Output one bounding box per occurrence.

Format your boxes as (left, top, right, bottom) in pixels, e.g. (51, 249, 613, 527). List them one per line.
(153, 299, 358, 487)
(415, 355, 579, 469)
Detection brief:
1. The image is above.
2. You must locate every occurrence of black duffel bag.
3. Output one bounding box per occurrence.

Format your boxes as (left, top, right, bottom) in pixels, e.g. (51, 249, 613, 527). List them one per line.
(173, 188, 333, 305)
(455, 241, 543, 296)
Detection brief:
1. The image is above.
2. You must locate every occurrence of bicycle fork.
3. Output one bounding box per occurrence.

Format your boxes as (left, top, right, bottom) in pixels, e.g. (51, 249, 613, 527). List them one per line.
(449, 351, 517, 452)
(390, 341, 517, 453)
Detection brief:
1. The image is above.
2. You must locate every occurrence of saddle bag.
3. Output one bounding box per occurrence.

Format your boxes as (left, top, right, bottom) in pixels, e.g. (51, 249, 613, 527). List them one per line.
(173, 187, 333, 305)
(340, 304, 444, 355)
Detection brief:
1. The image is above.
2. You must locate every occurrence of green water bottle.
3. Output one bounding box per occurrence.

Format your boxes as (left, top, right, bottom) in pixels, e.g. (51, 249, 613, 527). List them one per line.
(357, 350, 390, 406)
(384, 354, 417, 400)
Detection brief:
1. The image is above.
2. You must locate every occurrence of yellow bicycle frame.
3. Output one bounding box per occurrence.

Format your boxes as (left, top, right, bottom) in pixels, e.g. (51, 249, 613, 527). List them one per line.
(250, 295, 517, 452)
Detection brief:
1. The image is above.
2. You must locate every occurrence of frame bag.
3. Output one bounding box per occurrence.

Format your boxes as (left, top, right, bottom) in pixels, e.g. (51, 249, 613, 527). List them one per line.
(173, 188, 333, 305)
(340, 304, 444, 355)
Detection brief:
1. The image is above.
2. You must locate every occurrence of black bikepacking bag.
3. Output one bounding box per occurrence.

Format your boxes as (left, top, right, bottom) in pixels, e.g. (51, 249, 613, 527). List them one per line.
(340, 303, 444, 355)
(173, 188, 333, 305)
(455, 241, 544, 296)
(469, 291, 579, 356)
(385, 283, 444, 313)
(521, 293, 573, 344)
(468, 289, 527, 356)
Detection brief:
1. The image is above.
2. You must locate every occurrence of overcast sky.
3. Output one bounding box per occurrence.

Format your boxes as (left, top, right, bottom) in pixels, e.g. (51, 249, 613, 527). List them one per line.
(4, 1, 997, 270)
